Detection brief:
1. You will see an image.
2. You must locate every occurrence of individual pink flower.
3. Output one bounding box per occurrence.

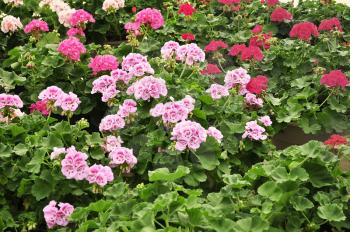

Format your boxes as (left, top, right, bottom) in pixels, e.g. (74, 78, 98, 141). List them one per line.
(127, 76, 167, 100)
(206, 84, 229, 99)
(252, 25, 263, 34)
(69, 9, 95, 27)
(57, 37, 86, 61)
(150, 103, 164, 117)
(242, 120, 267, 140)
(111, 69, 132, 84)
(66, 27, 85, 37)
(38, 86, 64, 102)
(318, 17, 342, 32)
(224, 67, 251, 89)
(88, 55, 119, 75)
(200, 64, 222, 75)
(161, 41, 180, 60)
(50, 147, 66, 160)
(91, 75, 118, 102)
(320, 70, 348, 89)
(121, 53, 154, 77)
(245, 93, 263, 108)
(176, 43, 205, 65)
(289, 21, 319, 41)
(204, 40, 228, 52)
(61, 146, 89, 180)
(0, 94, 23, 109)
(43, 201, 59, 229)
(117, 99, 137, 118)
(24, 19, 49, 34)
(56, 203, 74, 227)
(54, 92, 81, 112)
(207, 126, 223, 143)
(102, 0, 125, 12)
(102, 135, 123, 153)
(171, 120, 207, 151)
(270, 7, 293, 22)
(30, 100, 50, 116)
(108, 147, 137, 172)
(86, 164, 114, 187)
(99, 114, 125, 132)
(124, 22, 141, 36)
(135, 8, 164, 29)
(181, 95, 195, 111)
(150, 98, 192, 124)
(1, 15, 22, 33)
(259, 116, 272, 126)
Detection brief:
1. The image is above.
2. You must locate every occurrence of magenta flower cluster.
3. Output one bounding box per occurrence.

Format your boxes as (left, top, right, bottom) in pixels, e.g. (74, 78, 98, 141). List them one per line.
(125, 8, 164, 35)
(57, 37, 86, 61)
(69, 9, 95, 27)
(23, 19, 49, 34)
(43, 201, 74, 229)
(88, 55, 119, 75)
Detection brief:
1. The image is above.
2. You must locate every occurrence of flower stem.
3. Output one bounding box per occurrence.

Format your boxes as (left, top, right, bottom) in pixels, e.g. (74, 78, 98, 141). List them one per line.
(319, 89, 335, 108)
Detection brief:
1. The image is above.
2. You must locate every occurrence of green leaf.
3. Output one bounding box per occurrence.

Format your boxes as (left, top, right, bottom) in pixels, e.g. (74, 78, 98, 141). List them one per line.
(193, 137, 220, 170)
(31, 179, 52, 200)
(26, 149, 46, 174)
(258, 181, 283, 201)
(317, 204, 346, 222)
(148, 166, 190, 182)
(0, 68, 26, 91)
(304, 162, 335, 188)
(13, 144, 28, 156)
(290, 196, 314, 211)
(192, 109, 207, 120)
(43, 134, 63, 148)
(0, 144, 12, 158)
(233, 216, 269, 232)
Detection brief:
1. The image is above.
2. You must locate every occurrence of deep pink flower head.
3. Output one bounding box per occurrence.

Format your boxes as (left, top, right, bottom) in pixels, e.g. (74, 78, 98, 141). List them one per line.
(126, 76, 167, 100)
(206, 84, 229, 100)
(99, 114, 125, 132)
(246, 75, 269, 94)
(259, 116, 272, 127)
(135, 8, 164, 29)
(121, 53, 154, 77)
(218, 0, 240, 5)
(38, 86, 64, 102)
(117, 99, 137, 118)
(319, 17, 343, 32)
(24, 19, 49, 34)
(207, 126, 223, 143)
(91, 75, 119, 102)
(176, 43, 205, 65)
(270, 7, 293, 22)
(171, 120, 207, 151)
(252, 25, 263, 34)
(324, 134, 347, 148)
(181, 33, 195, 41)
(86, 164, 114, 186)
(54, 92, 81, 112)
(88, 55, 119, 75)
(204, 40, 228, 52)
(43, 201, 74, 229)
(111, 69, 132, 84)
(320, 70, 348, 89)
(245, 93, 263, 108)
(61, 146, 89, 180)
(201, 64, 222, 75)
(102, 135, 123, 153)
(30, 100, 50, 116)
(242, 120, 267, 141)
(261, 0, 279, 7)
(224, 67, 251, 89)
(124, 21, 141, 35)
(66, 27, 85, 37)
(229, 44, 264, 61)
(289, 22, 319, 41)
(108, 147, 137, 172)
(57, 37, 86, 61)
(161, 41, 180, 60)
(0, 94, 23, 109)
(69, 9, 95, 27)
(178, 3, 195, 16)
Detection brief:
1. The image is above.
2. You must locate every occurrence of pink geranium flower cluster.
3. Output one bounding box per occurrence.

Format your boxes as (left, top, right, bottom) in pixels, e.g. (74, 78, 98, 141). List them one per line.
(242, 119, 270, 141)
(86, 164, 114, 186)
(30, 100, 50, 116)
(108, 147, 137, 172)
(127, 75, 168, 101)
(66, 27, 85, 37)
(61, 146, 89, 180)
(111, 69, 132, 84)
(259, 116, 272, 127)
(320, 70, 348, 89)
(245, 93, 263, 108)
(207, 127, 223, 143)
(161, 41, 180, 60)
(39, 86, 81, 112)
(125, 8, 164, 35)
(204, 40, 228, 53)
(0, 94, 23, 109)
(206, 84, 229, 100)
(102, 135, 123, 153)
(289, 21, 319, 41)
(224, 67, 251, 89)
(121, 53, 154, 77)
(91, 75, 119, 102)
(99, 114, 125, 132)
(102, 0, 125, 12)
(1, 15, 22, 34)
(318, 17, 342, 32)
(24, 19, 49, 34)
(117, 99, 137, 118)
(171, 120, 207, 151)
(201, 64, 222, 75)
(39, 0, 75, 27)
(43, 201, 74, 229)
(270, 7, 293, 23)
(69, 9, 95, 27)
(88, 55, 119, 75)
(150, 95, 195, 124)
(50, 147, 66, 159)
(176, 43, 205, 65)
(57, 37, 86, 61)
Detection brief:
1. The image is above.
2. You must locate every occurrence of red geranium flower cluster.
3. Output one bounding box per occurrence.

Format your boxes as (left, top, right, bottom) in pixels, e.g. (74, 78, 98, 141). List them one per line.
(204, 40, 228, 52)
(178, 3, 196, 16)
(324, 134, 347, 148)
(30, 100, 50, 116)
(200, 64, 222, 75)
(229, 44, 264, 61)
(289, 22, 319, 41)
(246, 75, 269, 94)
(320, 70, 348, 89)
(218, 0, 240, 4)
(261, 0, 279, 7)
(252, 25, 263, 34)
(318, 17, 343, 32)
(181, 33, 195, 41)
(249, 33, 272, 49)
(270, 7, 293, 22)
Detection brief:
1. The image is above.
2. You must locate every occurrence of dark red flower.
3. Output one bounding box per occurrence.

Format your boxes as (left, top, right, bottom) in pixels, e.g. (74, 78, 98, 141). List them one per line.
(30, 100, 50, 116)
(270, 7, 293, 22)
(204, 40, 228, 52)
(200, 64, 222, 75)
(218, 0, 240, 4)
(229, 44, 264, 61)
(320, 70, 348, 89)
(324, 134, 347, 148)
(289, 22, 319, 41)
(181, 33, 195, 41)
(249, 33, 272, 49)
(178, 3, 196, 16)
(261, 0, 279, 7)
(252, 25, 263, 34)
(318, 17, 343, 32)
(132, 6, 137, 13)
(228, 44, 246, 56)
(246, 75, 269, 94)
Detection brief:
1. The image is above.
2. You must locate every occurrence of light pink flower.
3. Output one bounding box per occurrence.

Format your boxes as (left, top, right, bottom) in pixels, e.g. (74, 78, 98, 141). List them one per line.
(86, 164, 114, 187)
(108, 147, 137, 172)
(206, 84, 229, 99)
(259, 116, 272, 126)
(102, 0, 125, 11)
(245, 93, 263, 108)
(207, 127, 223, 143)
(43, 201, 74, 229)
(69, 9, 95, 27)
(127, 76, 167, 100)
(88, 55, 119, 75)
(135, 8, 164, 29)
(121, 53, 154, 77)
(0, 94, 23, 109)
(1, 15, 22, 33)
(242, 120, 267, 141)
(54, 92, 81, 112)
(50, 147, 66, 160)
(161, 41, 180, 60)
(176, 43, 205, 65)
(171, 120, 207, 151)
(61, 146, 89, 180)
(111, 69, 132, 84)
(99, 114, 125, 132)
(24, 19, 49, 34)
(38, 86, 64, 102)
(102, 135, 123, 153)
(181, 95, 195, 111)
(91, 75, 119, 102)
(150, 103, 164, 117)
(67, 27, 85, 37)
(57, 37, 86, 61)
(224, 67, 251, 89)
(117, 99, 137, 118)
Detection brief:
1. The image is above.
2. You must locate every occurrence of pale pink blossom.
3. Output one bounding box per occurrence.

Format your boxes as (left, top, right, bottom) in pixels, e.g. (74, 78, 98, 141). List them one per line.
(207, 127, 223, 143)
(99, 114, 125, 132)
(61, 146, 89, 180)
(86, 164, 114, 187)
(171, 120, 207, 151)
(38, 86, 64, 102)
(91, 75, 118, 102)
(117, 99, 137, 118)
(224, 68, 251, 89)
(127, 76, 167, 100)
(108, 147, 137, 172)
(206, 84, 229, 99)
(43, 201, 74, 229)
(1, 15, 22, 33)
(111, 69, 132, 84)
(181, 95, 195, 111)
(102, 0, 125, 11)
(161, 41, 180, 60)
(242, 120, 267, 141)
(0, 94, 23, 109)
(54, 92, 81, 112)
(121, 53, 154, 77)
(176, 43, 205, 65)
(150, 103, 165, 117)
(50, 147, 66, 159)
(245, 93, 263, 108)
(259, 116, 272, 126)
(102, 135, 123, 153)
